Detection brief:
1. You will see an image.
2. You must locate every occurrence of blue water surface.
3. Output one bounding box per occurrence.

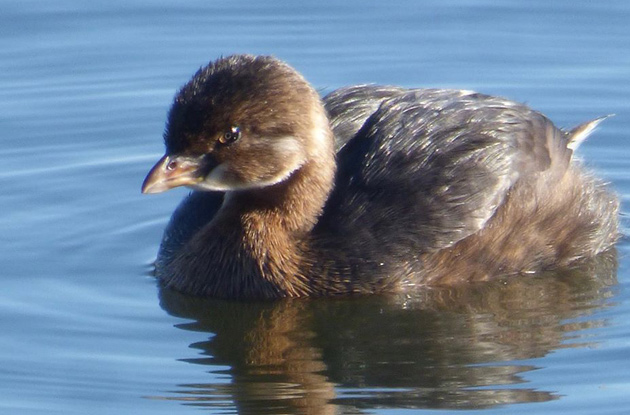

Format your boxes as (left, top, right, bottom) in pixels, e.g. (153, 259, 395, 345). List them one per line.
(1, 1, 629, 414)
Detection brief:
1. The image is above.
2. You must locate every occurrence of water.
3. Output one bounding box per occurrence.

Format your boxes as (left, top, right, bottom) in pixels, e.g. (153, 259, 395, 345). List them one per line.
(1, 1, 629, 414)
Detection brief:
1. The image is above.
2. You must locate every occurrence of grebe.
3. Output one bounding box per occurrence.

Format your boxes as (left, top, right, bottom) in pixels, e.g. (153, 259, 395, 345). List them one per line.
(142, 54, 618, 299)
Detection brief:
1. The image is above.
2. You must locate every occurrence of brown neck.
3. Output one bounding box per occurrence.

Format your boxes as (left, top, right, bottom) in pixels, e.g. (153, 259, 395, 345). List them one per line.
(208, 120, 336, 297)
(222, 105, 336, 239)
(231, 162, 332, 228)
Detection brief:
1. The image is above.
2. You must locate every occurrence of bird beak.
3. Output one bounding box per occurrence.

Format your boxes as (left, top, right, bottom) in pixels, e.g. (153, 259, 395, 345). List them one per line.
(141, 154, 202, 194)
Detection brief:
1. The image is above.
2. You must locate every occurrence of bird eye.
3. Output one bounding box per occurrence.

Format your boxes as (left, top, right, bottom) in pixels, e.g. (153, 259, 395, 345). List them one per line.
(219, 126, 241, 144)
(166, 159, 178, 171)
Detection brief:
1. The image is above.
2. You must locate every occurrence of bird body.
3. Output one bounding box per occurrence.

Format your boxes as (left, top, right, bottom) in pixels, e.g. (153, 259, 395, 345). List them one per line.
(142, 55, 618, 299)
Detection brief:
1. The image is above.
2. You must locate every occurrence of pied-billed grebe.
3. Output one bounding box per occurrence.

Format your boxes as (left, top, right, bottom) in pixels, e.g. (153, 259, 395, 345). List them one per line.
(142, 54, 619, 299)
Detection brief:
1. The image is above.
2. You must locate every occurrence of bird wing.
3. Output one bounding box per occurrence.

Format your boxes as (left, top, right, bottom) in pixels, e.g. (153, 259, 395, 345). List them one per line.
(319, 86, 573, 254)
(324, 85, 406, 151)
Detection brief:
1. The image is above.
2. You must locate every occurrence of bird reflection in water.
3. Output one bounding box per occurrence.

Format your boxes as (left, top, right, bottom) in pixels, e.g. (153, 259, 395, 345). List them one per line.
(149, 250, 617, 414)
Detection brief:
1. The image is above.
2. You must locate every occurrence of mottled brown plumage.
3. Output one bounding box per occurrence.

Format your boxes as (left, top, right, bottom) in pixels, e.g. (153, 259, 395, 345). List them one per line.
(142, 54, 619, 299)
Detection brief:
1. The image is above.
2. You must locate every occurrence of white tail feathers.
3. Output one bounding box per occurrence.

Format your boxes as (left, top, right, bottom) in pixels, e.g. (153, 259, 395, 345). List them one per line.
(568, 115, 613, 151)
